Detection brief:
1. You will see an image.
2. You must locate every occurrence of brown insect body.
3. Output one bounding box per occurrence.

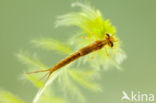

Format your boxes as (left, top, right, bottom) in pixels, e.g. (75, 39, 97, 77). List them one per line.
(28, 33, 114, 83)
(50, 39, 107, 73)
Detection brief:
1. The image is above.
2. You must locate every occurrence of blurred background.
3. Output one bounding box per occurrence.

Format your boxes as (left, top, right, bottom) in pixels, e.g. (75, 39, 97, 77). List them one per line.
(0, 0, 156, 103)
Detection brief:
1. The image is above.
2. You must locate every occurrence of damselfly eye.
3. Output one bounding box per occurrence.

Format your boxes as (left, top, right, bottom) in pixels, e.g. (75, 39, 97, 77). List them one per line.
(106, 33, 110, 37)
(110, 42, 114, 47)
(108, 41, 114, 48)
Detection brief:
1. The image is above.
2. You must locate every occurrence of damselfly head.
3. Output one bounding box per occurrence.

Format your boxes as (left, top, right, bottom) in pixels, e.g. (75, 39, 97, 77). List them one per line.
(105, 33, 115, 48)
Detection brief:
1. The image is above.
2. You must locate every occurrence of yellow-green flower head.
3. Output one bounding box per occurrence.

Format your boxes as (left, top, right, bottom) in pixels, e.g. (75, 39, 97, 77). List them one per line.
(56, 2, 126, 70)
